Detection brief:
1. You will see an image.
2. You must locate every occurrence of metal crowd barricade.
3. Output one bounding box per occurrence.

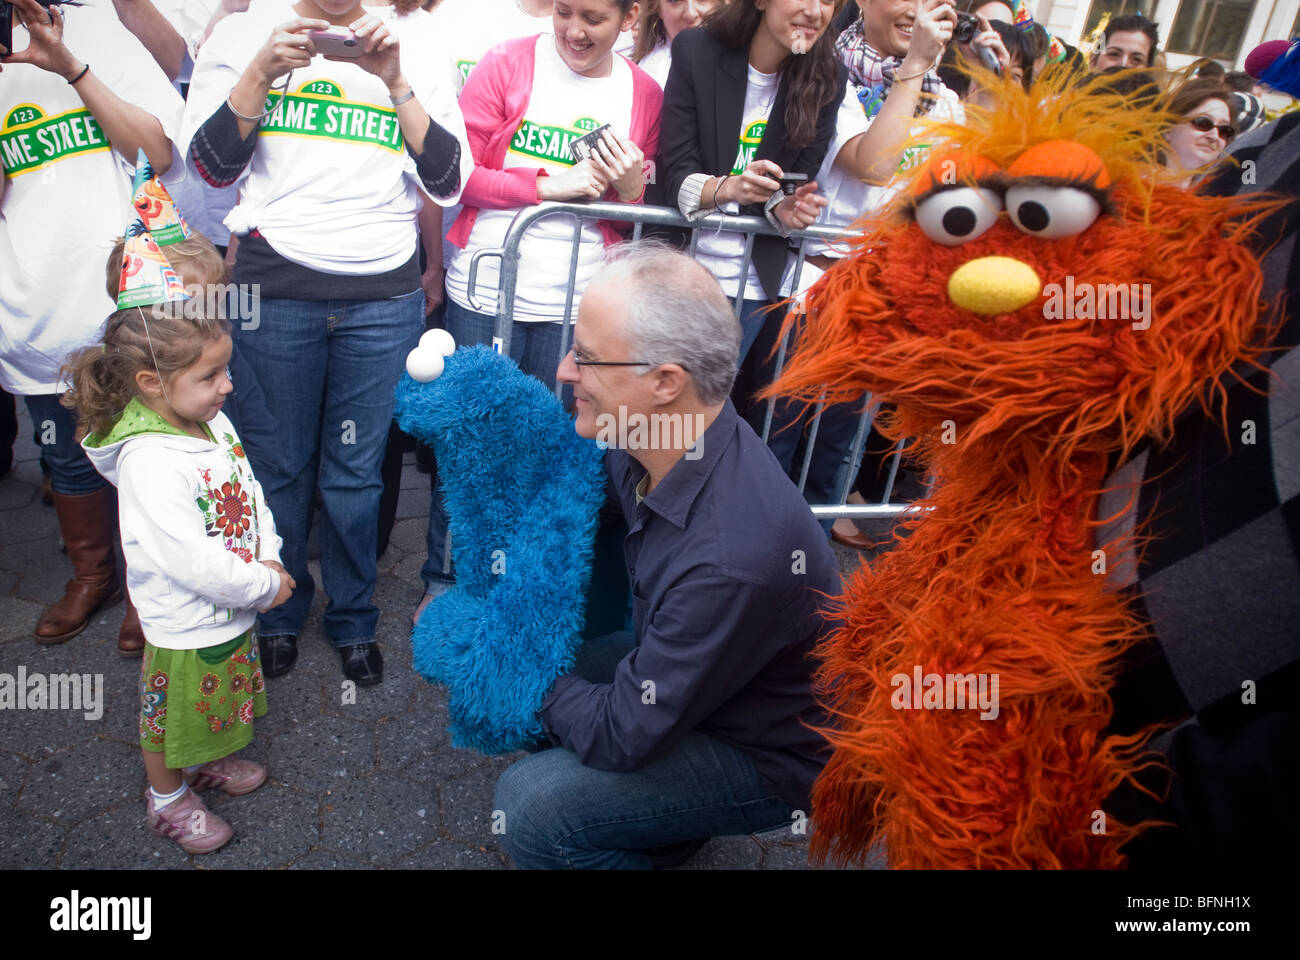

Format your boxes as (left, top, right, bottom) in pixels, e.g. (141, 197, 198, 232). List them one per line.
(464, 200, 920, 522)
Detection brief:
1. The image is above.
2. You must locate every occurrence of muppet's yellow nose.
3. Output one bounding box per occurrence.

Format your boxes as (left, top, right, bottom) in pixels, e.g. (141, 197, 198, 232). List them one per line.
(948, 257, 1042, 315)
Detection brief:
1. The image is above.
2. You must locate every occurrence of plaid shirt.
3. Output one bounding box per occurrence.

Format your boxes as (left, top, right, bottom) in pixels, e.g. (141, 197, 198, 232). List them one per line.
(1101, 113, 1300, 867)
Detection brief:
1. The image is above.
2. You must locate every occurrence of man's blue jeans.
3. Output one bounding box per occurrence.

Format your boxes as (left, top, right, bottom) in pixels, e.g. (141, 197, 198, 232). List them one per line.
(233, 290, 423, 647)
(420, 298, 572, 591)
(493, 631, 795, 869)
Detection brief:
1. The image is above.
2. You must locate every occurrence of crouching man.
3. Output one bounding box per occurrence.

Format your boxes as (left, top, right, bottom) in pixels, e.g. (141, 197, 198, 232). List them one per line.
(492, 242, 842, 869)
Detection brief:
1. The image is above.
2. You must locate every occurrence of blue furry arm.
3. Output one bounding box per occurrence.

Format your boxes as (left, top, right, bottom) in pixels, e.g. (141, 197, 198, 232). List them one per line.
(540, 576, 786, 771)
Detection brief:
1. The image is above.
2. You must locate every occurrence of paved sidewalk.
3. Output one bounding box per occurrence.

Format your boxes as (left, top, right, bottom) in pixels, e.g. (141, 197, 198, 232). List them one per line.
(0, 403, 878, 870)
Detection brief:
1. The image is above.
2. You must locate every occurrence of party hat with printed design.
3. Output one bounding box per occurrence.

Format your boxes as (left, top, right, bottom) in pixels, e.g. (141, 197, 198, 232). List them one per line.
(130, 148, 190, 246)
(117, 218, 189, 310)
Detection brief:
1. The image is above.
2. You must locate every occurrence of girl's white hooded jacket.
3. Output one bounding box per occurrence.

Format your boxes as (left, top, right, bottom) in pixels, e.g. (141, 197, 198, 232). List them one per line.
(83, 399, 284, 650)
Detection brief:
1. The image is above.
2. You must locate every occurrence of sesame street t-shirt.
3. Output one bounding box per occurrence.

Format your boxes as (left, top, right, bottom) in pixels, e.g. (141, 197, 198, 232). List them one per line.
(444, 35, 633, 321)
(0, 4, 183, 394)
(179, 0, 472, 276)
(430, 0, 550, 93)
(692, 64, 779, 301)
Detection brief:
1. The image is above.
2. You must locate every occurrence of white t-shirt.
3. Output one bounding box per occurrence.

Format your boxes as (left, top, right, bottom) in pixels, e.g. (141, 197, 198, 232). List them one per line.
(147, 0, 232, 245)
(148, 0, 224, 82)
(431, 0, 552, 94)
(0, 4, 184, 395)
(693, 64, 779, 301)
(613, 27, 635, 60)
(444, 35, 634, 322)
(637, 40, 671, 89)
(179, 0, 473, 275)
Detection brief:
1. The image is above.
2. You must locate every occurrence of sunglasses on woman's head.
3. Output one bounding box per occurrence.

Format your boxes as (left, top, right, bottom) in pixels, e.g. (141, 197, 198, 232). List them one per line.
(1188, 115, 1235, 142)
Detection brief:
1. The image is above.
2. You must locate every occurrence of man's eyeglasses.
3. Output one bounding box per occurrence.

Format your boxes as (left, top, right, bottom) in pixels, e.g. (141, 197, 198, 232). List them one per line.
(569, 346, 690, 372)
(1187, 115, 1235, 143)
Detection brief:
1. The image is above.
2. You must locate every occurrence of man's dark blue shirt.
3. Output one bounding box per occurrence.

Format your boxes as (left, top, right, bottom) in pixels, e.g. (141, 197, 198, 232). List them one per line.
(541, 401, 841, 809)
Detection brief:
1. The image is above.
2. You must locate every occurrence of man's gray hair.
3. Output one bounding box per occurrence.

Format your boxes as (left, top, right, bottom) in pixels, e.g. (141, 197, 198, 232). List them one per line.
(596, 241, 740, 404)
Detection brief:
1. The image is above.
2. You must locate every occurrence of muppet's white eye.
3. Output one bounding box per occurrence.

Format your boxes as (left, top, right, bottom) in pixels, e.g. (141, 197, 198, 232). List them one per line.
(914, 188, 1003, 246)
(1005, 185, 1101, 239)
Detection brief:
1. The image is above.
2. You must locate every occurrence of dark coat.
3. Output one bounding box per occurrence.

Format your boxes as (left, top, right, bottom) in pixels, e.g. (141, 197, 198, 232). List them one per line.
(651, 25, 846, 302)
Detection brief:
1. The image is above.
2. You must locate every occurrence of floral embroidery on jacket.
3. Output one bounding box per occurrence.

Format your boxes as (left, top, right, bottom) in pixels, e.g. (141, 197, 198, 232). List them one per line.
(190, 426, 265, 623)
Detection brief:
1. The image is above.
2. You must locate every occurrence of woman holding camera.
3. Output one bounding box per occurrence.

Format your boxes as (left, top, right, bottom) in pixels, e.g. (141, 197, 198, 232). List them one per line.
(655, 0, 845, 362)
(179, 0, 471, 686)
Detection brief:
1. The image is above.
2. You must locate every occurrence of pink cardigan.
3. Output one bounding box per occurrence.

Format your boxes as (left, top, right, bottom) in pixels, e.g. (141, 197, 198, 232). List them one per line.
(448, 34, 663, 249)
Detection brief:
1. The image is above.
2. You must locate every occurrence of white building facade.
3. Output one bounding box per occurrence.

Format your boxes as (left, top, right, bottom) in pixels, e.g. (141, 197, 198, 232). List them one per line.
(1037, 0, 1299, 72)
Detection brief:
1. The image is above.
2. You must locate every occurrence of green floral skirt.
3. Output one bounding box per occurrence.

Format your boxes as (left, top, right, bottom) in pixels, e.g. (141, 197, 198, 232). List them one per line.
(139, 629, 267, 769)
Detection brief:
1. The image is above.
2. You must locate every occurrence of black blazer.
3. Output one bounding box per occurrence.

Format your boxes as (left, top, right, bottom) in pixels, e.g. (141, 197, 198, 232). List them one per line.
(652, 26, 847, 302)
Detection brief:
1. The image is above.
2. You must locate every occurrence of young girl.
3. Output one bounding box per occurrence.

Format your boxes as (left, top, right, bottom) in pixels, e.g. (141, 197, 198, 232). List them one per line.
(64, 272, 294, 855)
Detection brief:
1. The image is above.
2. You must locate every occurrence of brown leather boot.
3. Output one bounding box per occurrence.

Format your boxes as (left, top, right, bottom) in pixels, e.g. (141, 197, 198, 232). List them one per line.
(34, 488, 123, 644)
(118, 595, 145, 658)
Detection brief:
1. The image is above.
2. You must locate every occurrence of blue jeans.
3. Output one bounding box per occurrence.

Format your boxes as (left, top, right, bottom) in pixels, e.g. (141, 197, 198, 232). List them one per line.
(234, 291, 423, 647)
(420, 298, 572, 590)
(493, 631, 793, 869)
(735, 298, 772, 365)
(24, 394, 107, 495)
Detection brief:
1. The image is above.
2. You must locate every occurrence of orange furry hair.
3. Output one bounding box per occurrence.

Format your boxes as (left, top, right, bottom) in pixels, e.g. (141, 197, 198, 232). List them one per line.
(768, 69, 1286, 869)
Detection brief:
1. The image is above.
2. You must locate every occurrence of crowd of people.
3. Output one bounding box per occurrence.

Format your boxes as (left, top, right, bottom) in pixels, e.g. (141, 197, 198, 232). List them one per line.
(0, 0, 1296, 867)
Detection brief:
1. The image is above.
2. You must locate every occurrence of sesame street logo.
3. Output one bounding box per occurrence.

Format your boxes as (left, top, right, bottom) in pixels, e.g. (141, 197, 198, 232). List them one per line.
(509, 117, 606, 166)
(260, 80, 403, 152)
(730, 120, 767, 175)
(0, 104, 110, 176)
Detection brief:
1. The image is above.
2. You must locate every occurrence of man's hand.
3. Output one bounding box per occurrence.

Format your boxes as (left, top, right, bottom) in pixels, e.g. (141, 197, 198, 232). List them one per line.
(588, 128, 645, 203)
(537, 157, 608, 201)
(0, 0, 81, 78)
(773, 180, 828, 232)
(900, 0, 957, 78)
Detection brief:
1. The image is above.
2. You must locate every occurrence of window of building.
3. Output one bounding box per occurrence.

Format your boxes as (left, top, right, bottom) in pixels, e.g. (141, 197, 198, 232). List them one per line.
(1083, 0, 1158, 38)
(1167, 0, 1255, 61)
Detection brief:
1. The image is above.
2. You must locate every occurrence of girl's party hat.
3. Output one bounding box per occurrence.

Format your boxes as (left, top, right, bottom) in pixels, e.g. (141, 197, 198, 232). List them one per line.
(117, 218, 189, 310)
(130, 149, 191, 246)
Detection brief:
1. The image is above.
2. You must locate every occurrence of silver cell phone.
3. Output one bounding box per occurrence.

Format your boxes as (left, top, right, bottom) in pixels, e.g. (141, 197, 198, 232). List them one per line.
(569, 123, 613, 163)
(309, 29, 364, 59)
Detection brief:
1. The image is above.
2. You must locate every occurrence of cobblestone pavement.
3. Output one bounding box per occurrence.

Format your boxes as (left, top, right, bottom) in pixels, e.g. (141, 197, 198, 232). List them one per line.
(1, 404, 880, 870)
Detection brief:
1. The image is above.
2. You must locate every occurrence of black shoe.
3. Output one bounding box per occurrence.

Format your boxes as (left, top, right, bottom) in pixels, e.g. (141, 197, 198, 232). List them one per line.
(642, 838, 709, 869)
(259, 633, 298, 678)
(340, 642, 383, 686)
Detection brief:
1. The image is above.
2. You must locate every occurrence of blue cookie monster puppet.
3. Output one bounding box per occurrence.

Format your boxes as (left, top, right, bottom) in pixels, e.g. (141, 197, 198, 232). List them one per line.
(394, 334, 607, 754)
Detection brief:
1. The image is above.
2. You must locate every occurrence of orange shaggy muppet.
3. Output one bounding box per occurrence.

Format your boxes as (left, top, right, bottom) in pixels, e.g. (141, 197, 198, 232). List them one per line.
(769, 71, 1281, 869)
